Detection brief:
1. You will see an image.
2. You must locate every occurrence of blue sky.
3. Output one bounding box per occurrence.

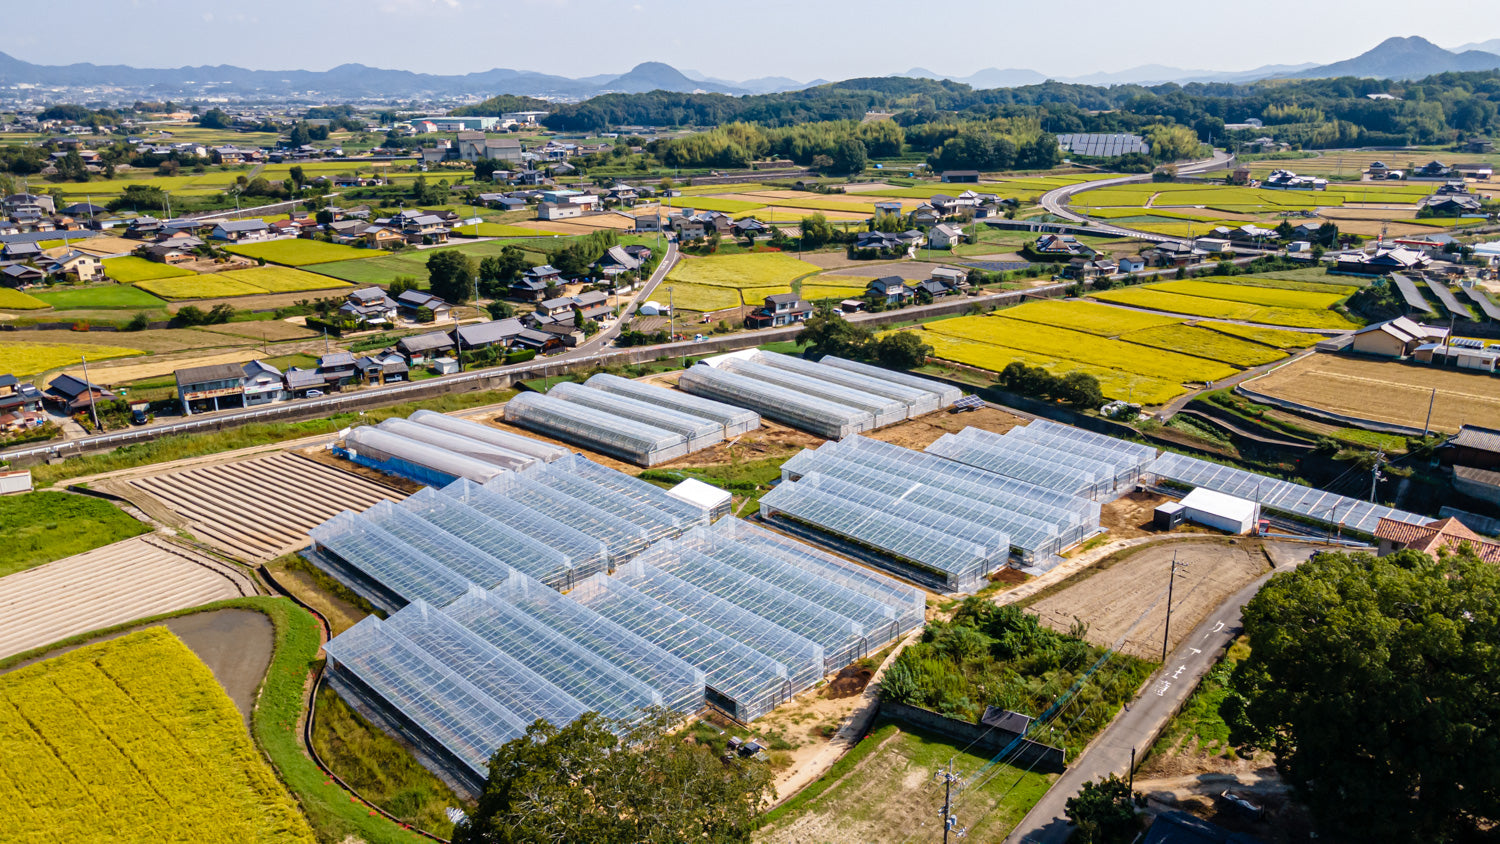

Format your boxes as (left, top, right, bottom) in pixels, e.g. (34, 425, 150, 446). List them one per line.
(6, 0, 1498, 82)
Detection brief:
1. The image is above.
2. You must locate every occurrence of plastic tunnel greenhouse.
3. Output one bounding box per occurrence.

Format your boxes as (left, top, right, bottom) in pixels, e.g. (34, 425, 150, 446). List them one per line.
(752, 351, 943, 416)
(926, 431, 1113, 499)
(548, 381, 725, 451)
(1003, 422, 1154, 490)
(341, 426, 510, 486)
(818, 355, 963, 405)
(480, 473, 654, 561)
(439, 479, 610, 583)
(308, 511, 474, 612)
(409, 409, 571, 462)
(720, 358, 908, 428)
(376, 417, 539, 472)
(678, 364, 873, 439)
(583, 373, 761, 437)
(504, 391, 689, 466)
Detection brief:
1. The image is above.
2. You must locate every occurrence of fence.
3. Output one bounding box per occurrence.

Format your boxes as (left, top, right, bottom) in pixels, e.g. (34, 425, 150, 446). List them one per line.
(879, 699, 1066, 773)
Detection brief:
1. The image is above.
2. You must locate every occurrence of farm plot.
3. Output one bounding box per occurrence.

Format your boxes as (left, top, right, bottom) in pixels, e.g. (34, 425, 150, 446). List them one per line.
(134, 275, 266, 299)
(223, 239, 374, 266)
(918, 331, 1188, 405)
(667, 196, 765, 213)
(658, 283, 744, 312)
(0, 288, 49, 309)
(1027, 540, 1271, 659)
(666, 252, 820, 289)
(0, 535, 250, 659)
(1246, 353, 1500, 433)
(31, 285, 168, 311)
(1148, 279, 1351, 310)
(1000, 299, 1182, 336)
(0, 341, 145, 377)
(799, 276, 872, 302)
(1120, 324, 1287, 367)
(127, 452, 406, 560)
(1, 491, 150, 577)
(925, 315, 1237, 382)
(1088, 286, 1361, 330)
(216, 266, 353, 294)
(1201, 323, 1323, 349)
(102, 256, 196, 283)
(0, 627, 315, 842)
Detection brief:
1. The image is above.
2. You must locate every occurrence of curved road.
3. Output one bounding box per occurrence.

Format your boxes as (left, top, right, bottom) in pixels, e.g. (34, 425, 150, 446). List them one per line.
(1039, 151, 1236, 240)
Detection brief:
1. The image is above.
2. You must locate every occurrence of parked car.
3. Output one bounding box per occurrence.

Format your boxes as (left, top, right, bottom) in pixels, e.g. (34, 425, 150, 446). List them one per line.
(306, 389, 324, 398)
(131, 408, 149, 425)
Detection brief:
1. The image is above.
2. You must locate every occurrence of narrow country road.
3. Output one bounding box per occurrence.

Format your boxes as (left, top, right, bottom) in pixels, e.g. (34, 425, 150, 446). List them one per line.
(1039, 151, 1235, 240)
(1003, 543, 1315, 844)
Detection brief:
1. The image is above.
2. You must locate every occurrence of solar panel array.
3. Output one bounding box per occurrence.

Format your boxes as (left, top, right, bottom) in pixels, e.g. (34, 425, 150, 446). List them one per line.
(1146, 451, 1429, 534)
(677, 353, 960, 439)
(315, 468, 923, 792)
(1056, 133, 1150, 158)
(1463, 286, 1500, 321)
(1425, 279, 1475, 320)
(762, 434, 1102, 588)
(926, 423, 1155, 500)
(1390, 274, 1437, 316)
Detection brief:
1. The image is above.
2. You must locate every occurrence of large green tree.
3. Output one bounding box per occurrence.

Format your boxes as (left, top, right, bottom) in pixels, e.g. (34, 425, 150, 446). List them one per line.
(873, 331, 932, 369)
(426, 251, 476, 304)
(453, 711, 772, 844)
(1064, 775, 1140, 844)
(1225, 547, 1500, 842)
(796, 304, 871, 359)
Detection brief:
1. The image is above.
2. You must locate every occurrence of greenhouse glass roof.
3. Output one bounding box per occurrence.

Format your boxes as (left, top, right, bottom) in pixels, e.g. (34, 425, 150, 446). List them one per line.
(678, 364, 873, 440)
(309, 511, 473, 610)
(505, 391, 688, 466)
(391, 490, 575, 589)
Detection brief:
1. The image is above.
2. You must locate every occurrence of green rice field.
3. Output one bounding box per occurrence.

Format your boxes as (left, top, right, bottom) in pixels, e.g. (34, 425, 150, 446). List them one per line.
(102, 257, 196, 283)
(223, 240, 375, 266)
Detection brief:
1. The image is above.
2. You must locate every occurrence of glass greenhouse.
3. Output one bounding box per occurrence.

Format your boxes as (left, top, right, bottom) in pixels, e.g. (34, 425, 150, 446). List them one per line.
(308, 511, 474, 611)
(927, 431, 1114, 499)
(504, 391, 689, 466)
(394, 489, 582, 590)
(439, 479, 610, 582)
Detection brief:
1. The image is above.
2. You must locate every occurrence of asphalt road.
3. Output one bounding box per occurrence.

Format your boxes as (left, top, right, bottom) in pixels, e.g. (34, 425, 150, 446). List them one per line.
(1003, 542, 1314, 844)
(1039, 151, 1236, 239)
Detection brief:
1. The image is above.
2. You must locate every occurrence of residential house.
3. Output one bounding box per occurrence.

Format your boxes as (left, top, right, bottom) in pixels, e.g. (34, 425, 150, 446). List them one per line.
(1463, 138, 1495, 154)
(356, 352, 410, 385)
(395, 290, 451, 322)
(929, 267, 969, 290)
(452, 318, 525, 352)
(908, 278, 954, 301)
(537, 295, 578, 318)
(670, 217, 706, 240)
(241, 360, 286, 407)
(325, 219, 367, 242)
(1261, 169, 1327, 190)
(1064, 257, 1116, 280)
(1441, 424, 1500, 472)
(1373, 516, 1500, 565)
(1412, 160, 1455, 180)
(596, 244, 643, 279)
(1217, 224, 1279, 246)
(867, 276, 911, 306)
(911, 204, 943, 227)
(1032, 233, 1093, 257)
(210, 219, 272, 242)
(141, 243, 193, 265)
(511, 328, 565, 354)
(854, 231, 905, 253)
(44, 374, 114, 414)
(745, 293, 813, 328)
(632, 213, 664, 232)
(1333, 247, 1431, 276)
(284, 368, 326, 398)
(1, 193, 55, 216)
(316, 352, 358, 389)
(1420, 194, 1483, 216)
(733, 218, 768, 239)
(536, 322, 586, 348)
(1, 241, 42, 262)
(400, 214, 449, 244)
(941, 170, 980, 183)
(927, 223, 967, 250)
(1, 264, 45, 286)
(340, 288, 398, 325)
(873, 201, 903, 218)
(174, 362, 246, 415)
(571, 290, 615, 324)
(43, 250, 103, 282)
(1117, 255, 1146, 274)
(362, 226, 405, 249)
(537, 202, 583, 221)
(1350, 316, 1448, 357)
(397, 330, 457, 364)
(0, 374, 44, 417)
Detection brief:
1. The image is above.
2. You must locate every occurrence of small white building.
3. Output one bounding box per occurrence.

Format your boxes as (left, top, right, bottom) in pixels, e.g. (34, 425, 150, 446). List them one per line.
(1179, 488, 1260, 535)
(666, 477, 733, 521)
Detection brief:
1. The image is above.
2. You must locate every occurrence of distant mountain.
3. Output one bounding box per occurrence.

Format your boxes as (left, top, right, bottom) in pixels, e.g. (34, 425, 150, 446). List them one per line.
(1450, 38, 1500, 55)
(604, 62, 745, 94)
(895, 61, 1317, 89)
(1290, 36, 1500, 80)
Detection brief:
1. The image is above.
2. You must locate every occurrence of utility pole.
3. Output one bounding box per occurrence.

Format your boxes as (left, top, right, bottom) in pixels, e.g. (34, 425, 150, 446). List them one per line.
(1162, 552, 1188, 662)
(1129, 746, 1136, 793)
(940, 758, 958, 844)
(1370, 451, 1385, 503)
(454, 312, 464, 373)
(668, 285, 675, 346)
(1422, 388, 1436, 438)
(80, 354, 100, 432)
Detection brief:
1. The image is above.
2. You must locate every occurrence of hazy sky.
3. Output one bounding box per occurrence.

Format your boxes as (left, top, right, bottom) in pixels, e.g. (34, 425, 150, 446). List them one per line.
(7, 0, 1498, 82)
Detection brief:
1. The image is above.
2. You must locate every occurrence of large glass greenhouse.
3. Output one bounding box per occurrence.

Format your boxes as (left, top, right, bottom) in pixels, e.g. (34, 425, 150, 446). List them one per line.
(927, 430, 1115, 499)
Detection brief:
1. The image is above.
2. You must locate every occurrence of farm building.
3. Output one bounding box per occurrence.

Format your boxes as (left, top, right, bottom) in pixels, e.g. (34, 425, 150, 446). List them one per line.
(317, 507, 923, 794)
(1178, 487, 1260, 534)
(1145, 451, 1428, 535)
(1350, 317, 1449, 357)
(765, 434, 1102, 589)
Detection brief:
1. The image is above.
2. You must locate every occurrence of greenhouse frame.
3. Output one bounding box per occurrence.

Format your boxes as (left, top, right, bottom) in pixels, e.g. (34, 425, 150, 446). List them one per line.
(567, 572, 796, 721)
(396, 489, 584, 590)
(1146, 451, 1429, 535)
(308, 511, 474, 612)
(323, 615, 527, 793)
(678, 364, 873, 439)
(504, 391, 689, 466)
(548, 381, 725, 451)
(409, 409, 571, 462)
(614, 559, 827, 690)
(525, 465, 693, 544)
(720, 358, 908, 428)
(1003, 422, 1155, 489)
(545, 454, 712, 529)
(753, 351, 944, 416)
(685, 517, 926, 634)
(438, 479, 610, 582)
(818, 355, 964, 405)
(341, 426, 509, 486)
(1026, 419, 1159, 462)
(481, 473, 655, 561)
(926, 431, 1115, 499)
(583, 373, 761, 437)
(377, 417, 540, 472)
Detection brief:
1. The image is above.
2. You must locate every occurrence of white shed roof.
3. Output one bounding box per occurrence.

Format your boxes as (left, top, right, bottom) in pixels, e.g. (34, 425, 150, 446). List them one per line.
(1180, 487, 1258, 524)
(666, 477, 731, 512)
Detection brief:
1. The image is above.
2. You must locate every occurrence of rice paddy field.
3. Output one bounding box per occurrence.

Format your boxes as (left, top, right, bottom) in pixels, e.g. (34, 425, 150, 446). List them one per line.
(0, 341, 146, 377)
(102, 257, 197, 283)
(1120, 323, 1286, 367)
(0, 288, 49, 310)
(660, 283, 747, 312)
(137, 266, 352, 299)
(31, 285, 169, 311)
(1202, 323, 1324, 349)
(799, 276, 872, 302)
(999, 299, 1181, 336)
(666, 252, 821, 290)
(1147, 279, 1352, 310)
(919, 330, 1188, 405)
(1088, 283, 1362, 330)
(0, 627, 316, 843)
(222, 240, 375, 266)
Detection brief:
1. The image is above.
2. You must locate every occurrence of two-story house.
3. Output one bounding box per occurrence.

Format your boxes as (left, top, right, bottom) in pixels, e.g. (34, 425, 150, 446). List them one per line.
(745, 293, 813, 329)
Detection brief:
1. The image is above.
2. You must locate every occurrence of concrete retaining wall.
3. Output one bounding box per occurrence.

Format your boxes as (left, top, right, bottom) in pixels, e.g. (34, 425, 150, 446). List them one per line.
(879, 699, 1066, 773)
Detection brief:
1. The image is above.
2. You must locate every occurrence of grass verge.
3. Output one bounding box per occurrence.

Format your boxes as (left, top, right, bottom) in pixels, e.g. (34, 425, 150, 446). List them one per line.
(0, 490, 150, 577)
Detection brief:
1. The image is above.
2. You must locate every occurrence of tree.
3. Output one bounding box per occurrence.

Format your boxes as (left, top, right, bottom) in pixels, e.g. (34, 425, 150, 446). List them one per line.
(873, 331, 932, 369)
(388, 276, 420, 298)
(1064, 775, 1140, 844)
(1055, 371, 1104, 409)
(198, 108, 230, 129)
(1224, 547, 1500, 841)
(123, 311, 151, 331)
(452, 710, 772, 844)
(799, 213, 836, 248)
(474, 158, 501, 182)
(795, 304, 872, 359)
(288, 165, 306, 191)
(830, 137, 867, 174)
(427, 251, 476, 304)
(478, 246, 530, 296)
(486, 301, 515, 320)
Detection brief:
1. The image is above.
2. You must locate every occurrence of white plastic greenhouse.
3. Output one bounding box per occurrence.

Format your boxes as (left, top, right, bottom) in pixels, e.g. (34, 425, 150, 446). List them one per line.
(376, 417, 540, 472)
(341, 426, 510, 486)
(678, 364, 873, 439)
(927, 431, 1114, 499)
(818, 355, 963, 405)
(720, 358, 908, 428)
(504, 391, 689, 466)
(548, 381, 725, 451)
(752, 351, 944, 416)
(409, 409, 571, 462)
(582, 373, 761, 437)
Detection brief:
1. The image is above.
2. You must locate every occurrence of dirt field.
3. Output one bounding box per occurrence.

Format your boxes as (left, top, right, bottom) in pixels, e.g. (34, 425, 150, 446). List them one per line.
(0, 327, 260, 353)
(1027, 539, 1272, 659)
(824, 260, 969, 281)
(1248, 352, 1500, 432)
(865, 405, 1024, 450)
(194, 319, 320, 341)
(62, 348, 268, 383)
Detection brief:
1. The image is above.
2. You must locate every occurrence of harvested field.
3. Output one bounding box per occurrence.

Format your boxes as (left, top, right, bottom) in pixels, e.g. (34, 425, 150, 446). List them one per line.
(1100, 491, 1175, 539)
(0, 535, 252, 660)
(1247, 353, 1500, 432)
(194, 319, 319, 341)
(0, 327, 256, 354)
(63, 349, 268, 384)
(1028, 539, 1271, 659)
(126, 453, 406, 560)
